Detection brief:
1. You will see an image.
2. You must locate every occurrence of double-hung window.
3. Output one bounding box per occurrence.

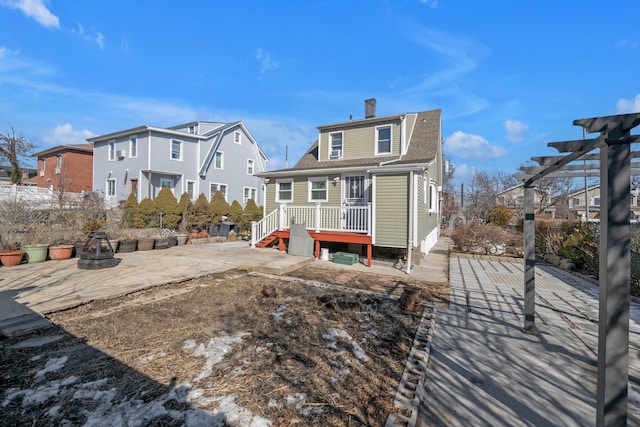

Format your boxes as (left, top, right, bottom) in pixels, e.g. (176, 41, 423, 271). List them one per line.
(429, 181, 437, 212)
(214, 152, 224, 169)
(276, 179, 293, 203)
(130, 136, 137, 158)
(107, 178, 116, 196)
(234, 131, 242, 144)
(243, 187, 257, 204)
(41, 158, 46, 172)
(210, 183, 228, 201)
(186, 180, 196, 200)
(171, 139, 182, 160)
(247, 159, 254, 175)
(329, 132, 343, 159)
(308, 177, 328, 202)
(56, 154, 62, 168)
(376, 125, 392, 155)
(108, 140, 116, 161)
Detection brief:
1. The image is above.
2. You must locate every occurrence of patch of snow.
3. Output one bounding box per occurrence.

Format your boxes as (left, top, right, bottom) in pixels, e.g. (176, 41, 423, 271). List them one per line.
(35, 356, 68, 381)
(182, 339, 197, 350)
(322, 328, 370, 362)
(213, 395, 272, 427)
(29, 354, 43, 362)
(255, 346, 265, 354)
(189, 332, 249, 382)
(267, 398, 280, 408)
(23, 376, 77, 406)
(285, 393, 307, 410)
(270, 304, 287, 322)
(48, 404, 61, 418)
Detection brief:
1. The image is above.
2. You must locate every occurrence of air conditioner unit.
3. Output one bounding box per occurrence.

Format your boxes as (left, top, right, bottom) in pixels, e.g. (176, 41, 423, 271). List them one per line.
(330, 149, 342, 159)
(54, 167, 61, 174)
(39, 170, 44, 177)
(117, 150, 126, 158)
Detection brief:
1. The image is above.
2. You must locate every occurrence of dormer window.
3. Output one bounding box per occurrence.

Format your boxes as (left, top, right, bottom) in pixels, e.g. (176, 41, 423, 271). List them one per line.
(188, 125, 196, 134)
(375, 125, 392, 155)
(329, 132, 343, 159)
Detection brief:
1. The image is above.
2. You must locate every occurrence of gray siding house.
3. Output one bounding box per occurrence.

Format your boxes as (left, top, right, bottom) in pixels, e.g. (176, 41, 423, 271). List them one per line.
(252, 99, 442, 269)
(89, 121, 268, 207)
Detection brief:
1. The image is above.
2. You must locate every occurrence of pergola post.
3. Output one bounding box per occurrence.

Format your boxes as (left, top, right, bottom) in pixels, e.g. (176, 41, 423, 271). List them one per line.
(596, 124, 631, 427)
(523, 182, 536, 333)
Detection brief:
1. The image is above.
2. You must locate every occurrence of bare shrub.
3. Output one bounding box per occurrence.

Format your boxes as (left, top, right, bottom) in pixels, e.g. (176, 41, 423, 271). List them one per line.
(451, 222, 523, 256)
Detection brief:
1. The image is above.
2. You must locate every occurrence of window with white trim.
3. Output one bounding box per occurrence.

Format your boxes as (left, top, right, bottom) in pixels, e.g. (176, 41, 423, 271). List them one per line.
(56, 154, 62, 168)
(188, 125, 196, 134)
(107, 178, 116, 196)
(130, 136, 138, 157)
(160, 179, 173, 189)
(234, 131, 242, 144)
(41, 158, 46, 171)
(186, 180, 196, 200)
(214, 151, 223, 169)
(329, 132, 343, 159)
(375, 125, 392, 154)
(592, 197, 600, 206)
(243, 187, 257, 204)
(210, 183, 227, 201)
(308, 177, 328, 202)
(171, 139, 182, 160)
(276, 179, 293, 202)
(247, 159, 254, 175)
(108, 140, 116, 161)
(429, 182, 437, 212)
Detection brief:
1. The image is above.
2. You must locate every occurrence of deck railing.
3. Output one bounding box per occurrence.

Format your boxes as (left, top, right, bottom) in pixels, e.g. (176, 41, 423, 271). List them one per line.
(251, 203, 371, 247)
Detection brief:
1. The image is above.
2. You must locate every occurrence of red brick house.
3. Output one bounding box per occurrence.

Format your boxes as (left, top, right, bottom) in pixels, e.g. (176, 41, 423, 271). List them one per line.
(32, 144, 93, 193)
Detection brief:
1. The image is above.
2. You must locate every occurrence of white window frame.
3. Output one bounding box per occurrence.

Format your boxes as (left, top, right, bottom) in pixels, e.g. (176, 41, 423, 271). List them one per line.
(160, 178, 173, 189)
(129, 135, 138, 158)
(234, 131, 242, 144)
(107, 178, 116, 196)
(429, 181, 437, 213)
(592, 197, 600, 206)
(276, 179, 293, 203)
(41, 158, 46, 171)
(171, 139, 182, 161)
(214, 151, 224, 169)
(210, 182, 228, 201)
(247, 159, 255, 175)
(108, 140, 116, 161)
(375, 125, 392, 155)
(186, 180, 196, 200)
(308, 177, 328, 202)
(329, 132, 343, 159)
(56, 154, 62, 168)
(188, 125, 196, 134)
(243, 186, 257, 204)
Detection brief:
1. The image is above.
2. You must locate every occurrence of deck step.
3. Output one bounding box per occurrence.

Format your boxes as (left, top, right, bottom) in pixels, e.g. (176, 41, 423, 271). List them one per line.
(0, 313, 53, 338)
(256, 232, 278, 248)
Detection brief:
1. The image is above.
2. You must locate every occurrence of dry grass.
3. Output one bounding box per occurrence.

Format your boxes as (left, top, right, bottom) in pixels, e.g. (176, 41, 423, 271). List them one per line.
(1, 267, 448, 426)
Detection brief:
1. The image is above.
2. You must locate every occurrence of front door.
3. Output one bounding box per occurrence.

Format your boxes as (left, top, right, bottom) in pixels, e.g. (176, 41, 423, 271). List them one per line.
(342, 175, 368, 230)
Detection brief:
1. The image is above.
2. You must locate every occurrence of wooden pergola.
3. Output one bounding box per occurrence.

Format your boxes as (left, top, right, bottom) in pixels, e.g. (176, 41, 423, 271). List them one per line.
(517, 113, 640, 426)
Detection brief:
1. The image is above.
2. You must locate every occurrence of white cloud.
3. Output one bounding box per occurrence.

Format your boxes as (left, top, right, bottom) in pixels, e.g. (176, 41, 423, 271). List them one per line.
(255, 48, 278, 75)
(504, 119, 529, 143)
(419, 0, 439, 7)
(1, 0, 59, 28)
(444, 131, 507, 160)
(43, 124, 95, 145)
(72, 23, 105, 49)
(617, 94, 640, 114)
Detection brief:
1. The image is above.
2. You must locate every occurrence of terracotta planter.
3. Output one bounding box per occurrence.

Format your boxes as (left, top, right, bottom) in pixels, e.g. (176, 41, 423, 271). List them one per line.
(0, 250, 25, 267)
(49, 245, 74, 261)
(24, 244, 49, 264)
(137, 238, 155, 251)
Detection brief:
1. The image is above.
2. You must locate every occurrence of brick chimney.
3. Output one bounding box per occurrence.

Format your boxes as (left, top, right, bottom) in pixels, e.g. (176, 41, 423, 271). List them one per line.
(365, 98, 376, 119)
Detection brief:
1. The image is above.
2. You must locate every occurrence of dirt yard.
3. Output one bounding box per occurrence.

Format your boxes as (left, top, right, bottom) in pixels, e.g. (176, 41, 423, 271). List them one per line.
(0, 266, 449, 426)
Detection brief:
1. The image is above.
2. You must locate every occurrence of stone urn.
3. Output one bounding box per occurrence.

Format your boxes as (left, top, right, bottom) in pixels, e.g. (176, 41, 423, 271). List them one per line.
(49, 244, 74, 260)
(176, 234, 188, 245)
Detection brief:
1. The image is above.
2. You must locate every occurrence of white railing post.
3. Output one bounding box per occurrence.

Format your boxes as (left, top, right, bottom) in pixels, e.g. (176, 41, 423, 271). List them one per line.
(340, 203, 346, 231)
(250, 220, 257, 248)
(367, 202, 372, 236)
(278, 203, 286, 230)
(315, 203, 321, 232)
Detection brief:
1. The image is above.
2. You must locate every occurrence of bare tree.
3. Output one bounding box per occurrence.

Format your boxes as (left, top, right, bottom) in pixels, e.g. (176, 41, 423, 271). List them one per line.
(441, 153, 457, 221)
(0, 125, 36, 185)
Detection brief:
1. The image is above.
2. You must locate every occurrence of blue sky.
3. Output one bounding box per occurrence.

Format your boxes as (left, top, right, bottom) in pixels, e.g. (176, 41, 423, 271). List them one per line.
(1, 0, 639, 185)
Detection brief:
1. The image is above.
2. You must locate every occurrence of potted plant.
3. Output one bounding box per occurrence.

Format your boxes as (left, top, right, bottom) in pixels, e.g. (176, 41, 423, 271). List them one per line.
(117, 233, 138, 253)
(22, 224, 49, 264)
(137, 236, 155, 251)
(0, 240, 25, 267)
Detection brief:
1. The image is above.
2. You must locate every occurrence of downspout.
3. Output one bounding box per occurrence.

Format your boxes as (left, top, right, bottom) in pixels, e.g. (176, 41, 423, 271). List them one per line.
(406, 170, 414, 275)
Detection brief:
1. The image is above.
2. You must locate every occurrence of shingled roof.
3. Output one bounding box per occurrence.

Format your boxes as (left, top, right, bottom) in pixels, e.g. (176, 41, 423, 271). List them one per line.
(270, 109, 441, 174)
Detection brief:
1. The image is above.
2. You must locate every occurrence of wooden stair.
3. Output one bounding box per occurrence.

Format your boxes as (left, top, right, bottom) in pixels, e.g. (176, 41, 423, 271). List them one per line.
(256, 232, 278, 248)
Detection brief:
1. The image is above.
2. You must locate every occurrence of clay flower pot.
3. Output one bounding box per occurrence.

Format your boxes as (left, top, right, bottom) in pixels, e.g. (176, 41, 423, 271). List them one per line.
(49, 245, 74, 261)
(0, 250, 25, 267)
(23, 244, 49, 264)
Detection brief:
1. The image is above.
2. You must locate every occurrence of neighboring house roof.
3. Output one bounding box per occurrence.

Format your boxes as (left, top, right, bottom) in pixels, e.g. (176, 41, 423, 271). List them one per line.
(260, 109, 441, 177)
(31, 144, 93, 157)
(0, 165, 37, 181)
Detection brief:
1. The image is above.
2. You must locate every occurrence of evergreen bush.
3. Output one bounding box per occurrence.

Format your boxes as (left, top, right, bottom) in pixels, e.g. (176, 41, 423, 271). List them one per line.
(154, 187, 181, 229)
(136, 197, 158, 228)
(122, 193, 139, 227)
(209, 191, 230, 225)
